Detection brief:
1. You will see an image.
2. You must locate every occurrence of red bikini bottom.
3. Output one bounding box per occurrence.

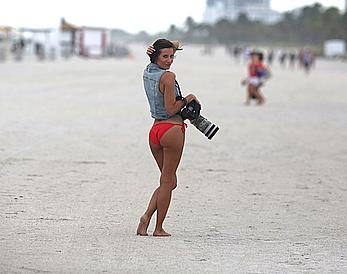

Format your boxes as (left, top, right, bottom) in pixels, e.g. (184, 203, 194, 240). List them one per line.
(149, 123, 186, 145)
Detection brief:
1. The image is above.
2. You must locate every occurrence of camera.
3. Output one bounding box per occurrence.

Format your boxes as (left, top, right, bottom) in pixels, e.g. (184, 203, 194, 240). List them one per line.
(181, 100, 219, 140)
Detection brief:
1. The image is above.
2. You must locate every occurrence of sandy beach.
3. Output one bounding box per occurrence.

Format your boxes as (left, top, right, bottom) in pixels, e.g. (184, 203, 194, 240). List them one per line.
(1, 44, 346, 273)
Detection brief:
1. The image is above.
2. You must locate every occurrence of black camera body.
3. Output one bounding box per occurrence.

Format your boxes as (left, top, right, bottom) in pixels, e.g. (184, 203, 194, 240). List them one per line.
(181, 100, 219, 140)
(181, 99, 201, 120)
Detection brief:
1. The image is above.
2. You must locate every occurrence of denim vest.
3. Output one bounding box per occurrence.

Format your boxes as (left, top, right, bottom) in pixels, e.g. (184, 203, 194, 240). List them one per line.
(143, 63, 181, 120)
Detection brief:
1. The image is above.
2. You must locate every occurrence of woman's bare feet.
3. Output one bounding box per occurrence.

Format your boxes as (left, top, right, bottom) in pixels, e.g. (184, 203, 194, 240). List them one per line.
(136, 215, 150, 236)
(153, 228, 171, 237)
(257, 98, 265, 105)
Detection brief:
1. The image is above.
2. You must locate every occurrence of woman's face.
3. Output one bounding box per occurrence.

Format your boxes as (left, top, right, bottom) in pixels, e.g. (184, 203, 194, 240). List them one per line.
(251, 54, 259, 64)
(156, 48, 175, 70)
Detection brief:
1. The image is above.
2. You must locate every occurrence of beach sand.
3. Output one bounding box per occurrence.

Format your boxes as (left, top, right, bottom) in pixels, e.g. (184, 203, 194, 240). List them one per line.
(1, 44, 346, 273)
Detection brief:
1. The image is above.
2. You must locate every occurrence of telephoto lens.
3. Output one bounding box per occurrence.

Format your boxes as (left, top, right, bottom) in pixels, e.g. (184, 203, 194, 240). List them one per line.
(190, 115, 219, 140)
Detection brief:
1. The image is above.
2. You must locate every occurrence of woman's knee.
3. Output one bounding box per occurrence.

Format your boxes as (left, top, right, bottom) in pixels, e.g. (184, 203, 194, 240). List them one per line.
(160, 175, 177, 191)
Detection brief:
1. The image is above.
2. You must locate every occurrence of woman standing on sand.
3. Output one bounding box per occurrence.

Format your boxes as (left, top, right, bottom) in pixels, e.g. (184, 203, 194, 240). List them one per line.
(242, 51, 269, 105)
(136, 39, 198, 237)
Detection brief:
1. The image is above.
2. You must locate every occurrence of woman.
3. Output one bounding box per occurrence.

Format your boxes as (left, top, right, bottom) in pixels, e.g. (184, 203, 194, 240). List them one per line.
(136, 39, 198, 237)
(242, 51, 268, 105)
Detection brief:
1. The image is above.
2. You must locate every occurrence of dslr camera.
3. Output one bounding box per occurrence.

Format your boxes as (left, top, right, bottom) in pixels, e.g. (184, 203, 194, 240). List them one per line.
(180, 99, 219, 140)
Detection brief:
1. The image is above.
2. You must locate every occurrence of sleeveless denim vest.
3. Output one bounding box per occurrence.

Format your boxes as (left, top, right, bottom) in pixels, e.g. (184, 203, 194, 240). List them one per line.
(143, 63, 181, 120)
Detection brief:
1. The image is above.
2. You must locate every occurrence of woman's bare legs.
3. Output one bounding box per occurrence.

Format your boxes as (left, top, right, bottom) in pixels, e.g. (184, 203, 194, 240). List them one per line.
(153, 126, 184, 236)
(137, 125, 184, 236)
(254, 87, 265, 105)
(246, 84, 256, 105)
(136, 187, 160, 236)
(246, 84, 265, 105)
(136, 146, 163, 236)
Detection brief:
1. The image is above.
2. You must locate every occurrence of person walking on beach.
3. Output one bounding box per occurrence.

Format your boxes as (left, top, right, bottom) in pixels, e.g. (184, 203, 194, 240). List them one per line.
(137, 39, 198, 237)
(267, 49, 274, 66)
(279, 50, 287, 67)
(299, 48, 315, 74)
(241, 51, 270, 105)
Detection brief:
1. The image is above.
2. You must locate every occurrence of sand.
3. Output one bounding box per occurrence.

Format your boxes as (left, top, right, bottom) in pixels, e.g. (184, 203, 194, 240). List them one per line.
(0, 44, 346, 273)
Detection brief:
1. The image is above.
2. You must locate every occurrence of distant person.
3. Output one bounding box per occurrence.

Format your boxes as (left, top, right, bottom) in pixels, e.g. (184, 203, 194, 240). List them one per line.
(34, 43, 45, 61)
(243, 46, 252, 63)
(279, 50, 287, 67)
(19, 38, 25, 50)
(11, 38, 25, 61)
(233, 45, 242, 62)
(267, 49, 274, 66)
(289, 51, 296, 68)
(0, 35, 6, 62)
(241, 51, 270, 105)
(299, 49, 315, 74)
(137, 39, 199, 237)
(304, 50, 315, 73)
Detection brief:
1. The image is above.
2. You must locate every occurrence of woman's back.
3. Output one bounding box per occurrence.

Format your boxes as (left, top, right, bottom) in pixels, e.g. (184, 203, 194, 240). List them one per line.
(143, 63, 180, 120)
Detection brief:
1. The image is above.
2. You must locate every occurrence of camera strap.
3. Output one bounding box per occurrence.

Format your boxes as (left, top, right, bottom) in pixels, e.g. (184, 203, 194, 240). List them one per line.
(175, 80, 183, 98)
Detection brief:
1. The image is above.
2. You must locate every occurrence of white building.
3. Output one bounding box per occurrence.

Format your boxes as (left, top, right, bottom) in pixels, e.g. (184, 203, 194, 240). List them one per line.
(204, 0, 282, 24)
(324, 39, 346, 57)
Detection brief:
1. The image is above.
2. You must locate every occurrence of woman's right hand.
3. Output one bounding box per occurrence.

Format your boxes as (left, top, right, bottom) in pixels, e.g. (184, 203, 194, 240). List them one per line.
(146, 45, 155, 56)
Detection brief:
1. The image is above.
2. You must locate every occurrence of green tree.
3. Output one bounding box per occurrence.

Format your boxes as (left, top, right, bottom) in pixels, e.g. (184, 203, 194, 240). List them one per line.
(184, 16, 197, 32)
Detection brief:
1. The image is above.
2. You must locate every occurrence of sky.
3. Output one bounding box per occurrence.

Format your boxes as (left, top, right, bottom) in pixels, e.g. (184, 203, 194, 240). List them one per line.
(0, 0, 345, 34)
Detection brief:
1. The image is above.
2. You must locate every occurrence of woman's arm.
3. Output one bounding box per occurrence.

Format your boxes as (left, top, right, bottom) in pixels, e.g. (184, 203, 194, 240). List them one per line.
(249, 63, 256, 76)
(160, 72, 197, 116)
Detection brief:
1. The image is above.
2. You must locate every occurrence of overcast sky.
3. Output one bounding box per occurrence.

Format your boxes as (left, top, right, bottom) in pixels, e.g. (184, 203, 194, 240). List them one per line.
(0, 0, 345, 33)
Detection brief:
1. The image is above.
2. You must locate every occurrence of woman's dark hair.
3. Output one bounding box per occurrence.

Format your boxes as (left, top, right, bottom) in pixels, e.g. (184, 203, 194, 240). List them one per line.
(258, 52, 264, 62)
(150, 39, 174, 63)
(250, 50, 264, 62)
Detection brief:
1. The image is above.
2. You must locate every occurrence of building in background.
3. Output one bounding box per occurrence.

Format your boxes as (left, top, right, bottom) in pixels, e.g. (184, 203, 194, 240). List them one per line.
(77, 26, 108, 58)
(0, 26, 13, 61)
(204, 0, 282, 24)
(60, 18, 130, 59)
(324, 39, 346, 57)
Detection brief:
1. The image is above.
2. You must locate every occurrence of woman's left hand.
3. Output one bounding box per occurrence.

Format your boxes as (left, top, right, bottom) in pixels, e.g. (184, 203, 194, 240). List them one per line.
(185, 94, 200, 105)
(147, 46, 155, 55)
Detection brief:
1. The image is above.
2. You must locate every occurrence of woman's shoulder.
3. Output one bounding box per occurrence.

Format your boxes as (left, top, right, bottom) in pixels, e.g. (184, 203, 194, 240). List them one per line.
(161, 71, 176, 82)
